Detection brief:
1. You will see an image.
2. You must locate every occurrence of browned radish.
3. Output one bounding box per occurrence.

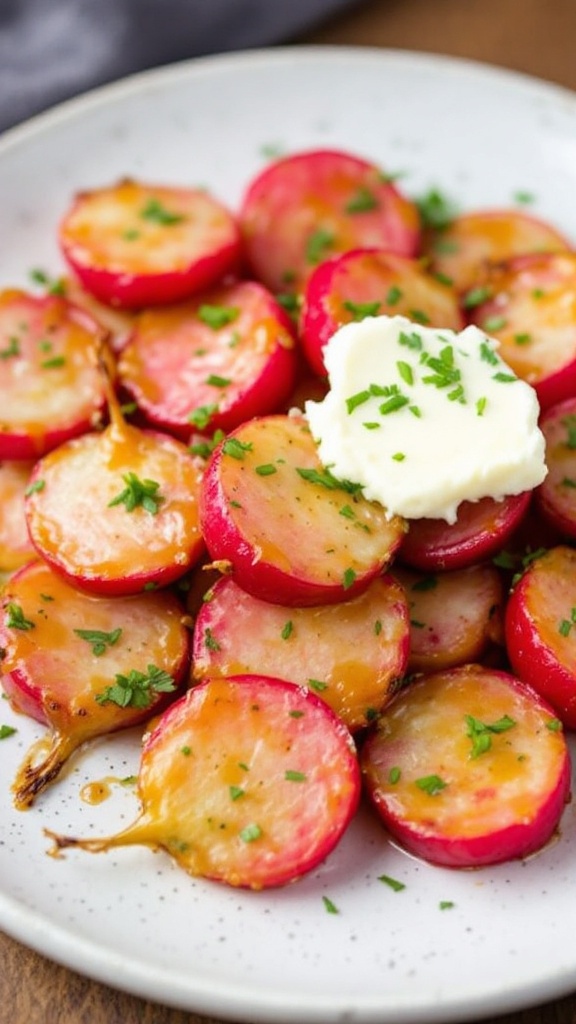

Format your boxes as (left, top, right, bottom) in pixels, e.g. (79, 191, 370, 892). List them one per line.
(505, 545, 576, 728)
(117, 280, 298, 439)
(191, 574, 409, 731)
(239, 149, 421, 293)
(0, 559, 191, 809)
(0, 461, 37, 574)
(465, 252, 576, 411)
(423, 209, 569, 293)
(0, 288, 113, 460)
(59, 179, 241, 309)
(398, 492, 531, 571)
(45, 674, 361, 890)
(300, 248, 463, 377)
(362, 664, 570, 867)
(534, 397, 576, 540)
(199, 413, 406, 606)
(25, 379, 204, 595)
(393, 564, 505, 674)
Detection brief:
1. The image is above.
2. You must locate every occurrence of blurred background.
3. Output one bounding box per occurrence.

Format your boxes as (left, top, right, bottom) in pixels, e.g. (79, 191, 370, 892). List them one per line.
(2, 0, 576, 134)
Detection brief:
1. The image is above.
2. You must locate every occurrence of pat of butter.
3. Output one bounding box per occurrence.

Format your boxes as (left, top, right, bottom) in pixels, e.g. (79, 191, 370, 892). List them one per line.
(305, 315, 547, 523)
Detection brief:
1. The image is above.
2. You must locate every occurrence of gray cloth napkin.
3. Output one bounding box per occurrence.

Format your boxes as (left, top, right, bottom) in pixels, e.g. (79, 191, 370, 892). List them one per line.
(0, 0, 358, 132)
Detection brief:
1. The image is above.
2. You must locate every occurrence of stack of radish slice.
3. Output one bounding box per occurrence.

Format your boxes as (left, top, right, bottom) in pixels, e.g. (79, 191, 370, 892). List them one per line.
(1, 146, 575, 889)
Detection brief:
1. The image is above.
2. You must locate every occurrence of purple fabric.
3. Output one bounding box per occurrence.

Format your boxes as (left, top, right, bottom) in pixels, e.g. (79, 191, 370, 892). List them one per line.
(0, 0, 359, 132)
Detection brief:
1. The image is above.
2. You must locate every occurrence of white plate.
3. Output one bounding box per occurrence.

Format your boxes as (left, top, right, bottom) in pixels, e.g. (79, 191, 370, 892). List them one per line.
(2, 46, 576, 1024)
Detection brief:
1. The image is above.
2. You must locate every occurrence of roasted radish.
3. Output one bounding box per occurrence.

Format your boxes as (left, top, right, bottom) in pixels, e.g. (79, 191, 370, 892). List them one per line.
(393, 564, 505, 674)
(0, 559, 190, 808)
(399, 492, 531, 571)
(118, 280, 297, 439)
(199, 413, 406, 605)
(239, 149, 420, 293)
(25, 379, 204, 595)
(465, 252, 576, 411)
(505, 545, 576, 728)
(300, 248, 463, 377)
(192, 574, 409, 730)
(45, 674, 361, 889)
(424, 209, 569, 293)
(535, 397, 576, 539)
(362, 664, 570, 867)
(0, 288, 112, 460)
(59, 179, 241, 308)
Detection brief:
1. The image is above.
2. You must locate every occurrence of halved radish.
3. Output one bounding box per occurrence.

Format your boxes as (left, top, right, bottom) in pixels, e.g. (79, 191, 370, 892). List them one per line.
(300, 248, 463, 377)
(0, 288, 112, 460)
(0, 559, 190, 808)
(393, 563, 505, 674)
(505, 545, 576, 728)
(117, 280, 297, 439)
(398, 491, 531, 571)
(535, 397, 576, 539)
(45, 674, 361, 890)
(465, 252, 576, 411)
(0, 461, 37, 573)
(362, 664, 570, 867)
(199, 413, 406, 605)
(191, 574, 409, 731)
(59, 179, 241, 309)
(25, 388, 204, 595)
(424, 209, 569, 293)
(239, 149, 421, 293)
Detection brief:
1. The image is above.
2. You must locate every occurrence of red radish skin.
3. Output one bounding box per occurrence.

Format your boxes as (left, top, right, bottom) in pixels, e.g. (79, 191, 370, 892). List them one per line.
(199, 413, 406, 606)
(300, 248, 464, 377)
(424, 209, 569, 293)
(362, 664, 570, 868)
(239, 149, 421, 293)
(393, 564, 505, 674)
(118, 280, 298, 439)
(535, 397, 576, 539)
(399, 492, 531, 572)
(0, 462, 37, 573)
(466, 252, 576, 412)
(505, 545, 576, 728)
(59, 179, 242, 309)
(192, 574, 410, 731)
(46, 675, 361, 890)
(0, 289, 113, 460)
(25, 410, 204, 596)
(0, 559, 191, 808)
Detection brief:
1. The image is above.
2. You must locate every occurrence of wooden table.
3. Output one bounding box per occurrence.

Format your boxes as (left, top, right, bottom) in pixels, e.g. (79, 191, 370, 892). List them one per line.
(4, 1, 576, 1022)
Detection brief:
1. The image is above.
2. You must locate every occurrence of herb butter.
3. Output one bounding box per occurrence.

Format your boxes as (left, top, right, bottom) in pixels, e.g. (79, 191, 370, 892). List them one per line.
(305, 315, 547, 523)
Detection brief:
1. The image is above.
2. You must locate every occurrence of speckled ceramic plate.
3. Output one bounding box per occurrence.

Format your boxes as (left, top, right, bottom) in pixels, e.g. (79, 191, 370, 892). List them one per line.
(2, 46, 576, 1024)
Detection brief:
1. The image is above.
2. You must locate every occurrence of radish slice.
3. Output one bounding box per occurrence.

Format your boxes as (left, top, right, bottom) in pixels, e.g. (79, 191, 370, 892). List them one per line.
(25, 395, 204, 595)
(535, 396, 576, 540)
(117, 280, 297, 439)
(192, 574, 409, 731)
(505, 545, 576, 728)
(45, 674, 361, 890)
(465, 252, 576, 411)
(399, 491, 531, 571)
(300, 248, 463, 377)
(0, 461, 37, 573)
(0, 559, 190, 808)
(199, 413, 406, 605)
(393, 564, 505, 674)
(0, 288, 112, 459)
(239, 149, 420, 293)
(424, 209, 569, 293)
(362, 664, 570, 868)
(59, 179, 241, 309)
